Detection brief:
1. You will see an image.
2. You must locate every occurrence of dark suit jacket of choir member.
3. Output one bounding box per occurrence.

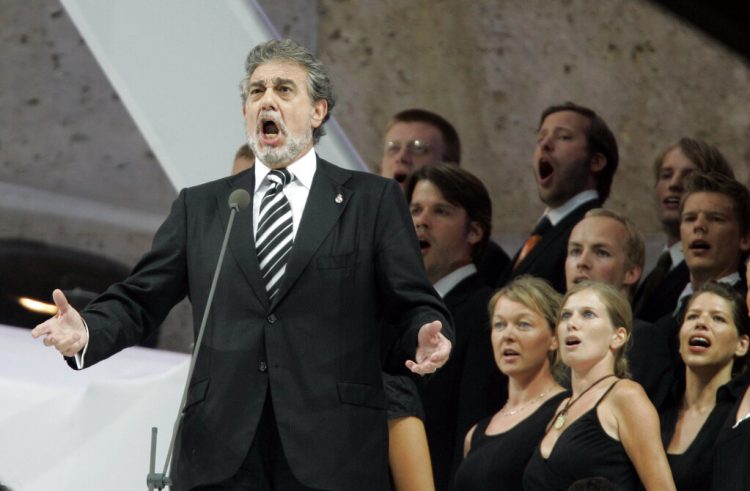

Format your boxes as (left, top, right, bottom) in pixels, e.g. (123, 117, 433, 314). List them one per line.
(633, 260, 690, 323)
(496, 197, 602, 292)
(630, 276, 748, 411)
(476, 240, 510, 286)
(71, 157, 453, 491)
(409, 272, 505, 491)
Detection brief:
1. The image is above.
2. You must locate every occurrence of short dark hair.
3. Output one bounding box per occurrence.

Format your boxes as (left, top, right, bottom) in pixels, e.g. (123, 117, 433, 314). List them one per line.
(652, 137, 734, 182)
(681, 172, 750, 235)
(404, 163, 491, 262)
(539, 102, 619, 203)
(684, 281, 750, 373)
(386, 109, 461, 164)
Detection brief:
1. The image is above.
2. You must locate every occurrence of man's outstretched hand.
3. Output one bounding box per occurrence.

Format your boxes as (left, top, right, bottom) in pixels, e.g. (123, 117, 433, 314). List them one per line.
(31, 289, 88, 357)
(406, 320, 452, 376)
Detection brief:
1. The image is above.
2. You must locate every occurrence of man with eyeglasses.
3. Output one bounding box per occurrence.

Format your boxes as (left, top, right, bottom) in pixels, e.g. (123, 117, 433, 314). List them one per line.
(379, 108, 461, 186)
(380, 108, 510, 285)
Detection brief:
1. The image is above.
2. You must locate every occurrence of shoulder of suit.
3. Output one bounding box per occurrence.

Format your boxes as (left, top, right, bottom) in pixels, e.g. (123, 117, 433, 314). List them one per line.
(181, 173, 239, 193)
(316, 157, 389, 184)
(445, 274, 492, 304)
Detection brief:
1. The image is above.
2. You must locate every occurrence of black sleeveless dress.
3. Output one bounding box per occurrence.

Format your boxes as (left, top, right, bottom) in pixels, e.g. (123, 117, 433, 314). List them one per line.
(454, 391, 568, 491)
(712, 372, 750, 491)
(660, 380, 735, 491)
(522, 381, 640, 491)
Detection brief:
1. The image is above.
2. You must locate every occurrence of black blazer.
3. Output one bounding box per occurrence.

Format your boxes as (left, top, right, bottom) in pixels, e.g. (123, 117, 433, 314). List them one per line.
(76, 158, 452, 490)
(476, 240, 510, 286)
(416, 273, 505, 491)
(633, 260, 690, 323)
(497, 199, 601, 292)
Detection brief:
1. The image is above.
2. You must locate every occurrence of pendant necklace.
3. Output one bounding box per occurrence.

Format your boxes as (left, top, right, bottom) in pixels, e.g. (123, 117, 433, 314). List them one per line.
(498, 385, 556, 418)
(551, 374, 616, 430)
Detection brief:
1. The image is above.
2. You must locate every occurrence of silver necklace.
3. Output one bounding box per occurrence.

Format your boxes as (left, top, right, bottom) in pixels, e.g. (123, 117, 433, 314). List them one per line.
(498, 385, 555, 417)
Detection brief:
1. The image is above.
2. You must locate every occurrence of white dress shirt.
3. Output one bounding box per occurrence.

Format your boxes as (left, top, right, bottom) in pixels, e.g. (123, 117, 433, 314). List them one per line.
(252, 146, 317, 240)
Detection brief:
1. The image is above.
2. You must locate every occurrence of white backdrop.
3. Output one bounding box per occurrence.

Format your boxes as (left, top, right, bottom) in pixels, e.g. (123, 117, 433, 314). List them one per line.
(59, 0, 367, 191)
(0, 324, 189, 491)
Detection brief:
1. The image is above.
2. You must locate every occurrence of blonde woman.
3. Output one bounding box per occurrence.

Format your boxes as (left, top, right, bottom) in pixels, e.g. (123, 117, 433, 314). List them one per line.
(454, 276, 568, 490)
(523, 281, 675, 490)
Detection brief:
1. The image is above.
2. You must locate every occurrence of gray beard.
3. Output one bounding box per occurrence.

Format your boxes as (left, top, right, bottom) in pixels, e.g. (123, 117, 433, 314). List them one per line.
(249, 127, 313, 168)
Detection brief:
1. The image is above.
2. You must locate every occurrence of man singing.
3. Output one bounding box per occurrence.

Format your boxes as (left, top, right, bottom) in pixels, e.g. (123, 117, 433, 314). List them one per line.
(33, 39, 452, 491)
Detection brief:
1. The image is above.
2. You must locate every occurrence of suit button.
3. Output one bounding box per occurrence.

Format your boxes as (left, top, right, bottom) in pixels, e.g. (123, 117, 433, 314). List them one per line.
(258, 361, 268, 372)
(267, 314, 277, 324)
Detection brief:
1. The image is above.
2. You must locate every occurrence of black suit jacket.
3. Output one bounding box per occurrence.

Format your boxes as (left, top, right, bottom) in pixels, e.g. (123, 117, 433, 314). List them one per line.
(476, 240, 510, 286)
(633, 260, 690, 323)
(76, 158, 452, 490)
(415, 273, 506, 491)
(497, 199, 601, 292)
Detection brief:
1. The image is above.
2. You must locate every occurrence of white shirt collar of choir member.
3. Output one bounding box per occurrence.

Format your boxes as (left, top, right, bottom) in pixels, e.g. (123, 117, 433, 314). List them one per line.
(544, 190, 599, 227)
(433, 263, 477, 298)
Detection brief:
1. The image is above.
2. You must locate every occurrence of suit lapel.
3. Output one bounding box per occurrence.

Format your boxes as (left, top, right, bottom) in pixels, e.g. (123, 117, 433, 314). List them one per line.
(218, 171, 269, 310)
(271, 158, 352, 309)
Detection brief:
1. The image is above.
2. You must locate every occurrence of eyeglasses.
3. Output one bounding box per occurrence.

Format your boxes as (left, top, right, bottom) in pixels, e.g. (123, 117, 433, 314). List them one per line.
(385, 139, 431, 156)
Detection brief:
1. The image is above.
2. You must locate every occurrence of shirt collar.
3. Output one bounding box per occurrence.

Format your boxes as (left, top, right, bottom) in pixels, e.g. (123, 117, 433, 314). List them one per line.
(253, 146, 317, 193)
(433, 263, 477, 298)
(676, 271, 742, 310)
(668, 241, 685, 269)
(545, 190, 599, 226)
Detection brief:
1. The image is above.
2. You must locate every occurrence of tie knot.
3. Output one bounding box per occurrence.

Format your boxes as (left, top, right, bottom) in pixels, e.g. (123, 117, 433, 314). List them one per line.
(656, 250, 672, 269)
(268, 168, 293, 189)
(532, 216, 552, 237)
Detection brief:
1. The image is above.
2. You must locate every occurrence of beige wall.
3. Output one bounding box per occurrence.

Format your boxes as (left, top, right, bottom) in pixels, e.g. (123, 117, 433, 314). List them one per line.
(2, 0, 749, 351)
(312, 0, 750, 242)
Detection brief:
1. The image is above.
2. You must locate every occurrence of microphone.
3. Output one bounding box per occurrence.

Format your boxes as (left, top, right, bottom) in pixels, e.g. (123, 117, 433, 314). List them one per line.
(147, 188, 250, 490)
(228, 188, 250, 211)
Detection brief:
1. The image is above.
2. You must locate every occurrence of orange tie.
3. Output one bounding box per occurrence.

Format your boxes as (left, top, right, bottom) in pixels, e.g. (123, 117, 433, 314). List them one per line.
(513, 217, 551, 270)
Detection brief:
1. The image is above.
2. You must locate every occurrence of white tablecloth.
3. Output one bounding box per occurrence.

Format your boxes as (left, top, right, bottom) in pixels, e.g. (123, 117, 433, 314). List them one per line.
(0, 324, 189, 491)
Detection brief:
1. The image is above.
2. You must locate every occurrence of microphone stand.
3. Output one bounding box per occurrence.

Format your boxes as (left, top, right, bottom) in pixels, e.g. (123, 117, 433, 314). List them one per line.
(147, 189, 250, 490)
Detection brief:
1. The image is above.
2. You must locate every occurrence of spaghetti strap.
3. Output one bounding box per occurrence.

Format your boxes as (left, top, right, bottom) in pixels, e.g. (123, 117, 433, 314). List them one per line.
(593, 379, 621, 408)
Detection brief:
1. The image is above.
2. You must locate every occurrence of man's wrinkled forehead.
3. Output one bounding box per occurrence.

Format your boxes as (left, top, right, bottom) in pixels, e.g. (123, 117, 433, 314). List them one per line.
(248, 61, 310, 99)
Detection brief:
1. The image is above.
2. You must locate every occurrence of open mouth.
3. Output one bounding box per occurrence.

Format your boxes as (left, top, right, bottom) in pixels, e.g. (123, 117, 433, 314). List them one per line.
(663, 196, 681, 208)
(565, 337, 581, 347)
(262, 120, 280, 137)
(418, 238, 431, 253)
(573, 275, 589, 284)
(394, 172, 407, 183)
(688, 240, 710, 251)
(538, 159, 554, 180)
(502, 348, 519, 356)
(688, 336, 711, 348)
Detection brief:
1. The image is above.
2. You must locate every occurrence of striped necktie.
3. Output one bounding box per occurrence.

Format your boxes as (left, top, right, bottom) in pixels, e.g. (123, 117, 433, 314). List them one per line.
(256, 168, 294, 299)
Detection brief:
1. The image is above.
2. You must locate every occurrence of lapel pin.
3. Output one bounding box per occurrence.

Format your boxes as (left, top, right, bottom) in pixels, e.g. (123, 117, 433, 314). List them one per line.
(335, 193, 343, 204)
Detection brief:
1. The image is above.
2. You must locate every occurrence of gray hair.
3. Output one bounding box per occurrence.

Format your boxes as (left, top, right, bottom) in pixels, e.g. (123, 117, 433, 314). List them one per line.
(239, 39, 335, 144)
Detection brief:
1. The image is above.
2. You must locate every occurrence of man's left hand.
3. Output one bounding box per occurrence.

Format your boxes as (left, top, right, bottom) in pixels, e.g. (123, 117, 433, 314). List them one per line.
(406, 320, 452, 376)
